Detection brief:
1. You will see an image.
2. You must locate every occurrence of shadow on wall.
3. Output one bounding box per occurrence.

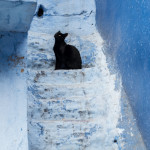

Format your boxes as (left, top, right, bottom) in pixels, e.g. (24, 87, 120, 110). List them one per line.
(0, 32, 28, 150)
(95, 0, 150, 149)
(0, 32, 27, 72)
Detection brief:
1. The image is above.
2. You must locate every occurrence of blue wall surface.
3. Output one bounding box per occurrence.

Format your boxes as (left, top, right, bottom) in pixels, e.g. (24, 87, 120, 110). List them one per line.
(0, 1, 36, 149)
(0, 0, 37, 32)
(95, 0, 150, 149)
(0, 32, 28, 150)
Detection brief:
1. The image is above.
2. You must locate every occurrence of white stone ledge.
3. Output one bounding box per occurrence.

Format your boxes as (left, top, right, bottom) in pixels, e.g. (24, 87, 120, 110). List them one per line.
(37, 0, 95, 15)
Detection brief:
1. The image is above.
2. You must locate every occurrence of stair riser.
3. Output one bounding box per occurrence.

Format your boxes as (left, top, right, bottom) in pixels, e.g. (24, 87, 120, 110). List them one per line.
(28, 68, 101, 84)
(28, 83, 102, 100)
(28, 97, 107, 120)
(28, 121, 106, 150)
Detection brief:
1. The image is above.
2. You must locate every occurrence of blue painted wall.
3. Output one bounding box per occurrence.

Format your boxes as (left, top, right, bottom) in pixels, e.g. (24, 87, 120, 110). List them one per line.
(0, 32, 28, 150)
(95, 0, 150, 149)
(0, 1, 36, 149)
(0, 0, 37, 32)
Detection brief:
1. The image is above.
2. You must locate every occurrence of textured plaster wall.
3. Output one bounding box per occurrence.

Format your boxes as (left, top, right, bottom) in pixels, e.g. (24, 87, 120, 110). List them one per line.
(0, 32, 28, 150)
(27, 0, 145, 150)
(27, 0, 123, 149)
(96, 0, 150, 149)
(0, 0, 148, 149)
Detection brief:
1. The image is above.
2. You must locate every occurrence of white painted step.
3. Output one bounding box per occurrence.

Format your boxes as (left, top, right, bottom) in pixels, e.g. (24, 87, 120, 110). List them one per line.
(28, 32, 97, 69)
(28, 81, 103, 100)
(28, 95, 108, 121)
(28, 67, 101, 84)
(30, 0, 96, 36)
(28, 120, 118, 150)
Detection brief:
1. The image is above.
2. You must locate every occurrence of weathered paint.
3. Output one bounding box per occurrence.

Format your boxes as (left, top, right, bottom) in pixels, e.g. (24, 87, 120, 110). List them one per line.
(96, 0, 149, 149)
(0, 0, 146, 149)
(0, 0, 37, 32)
(27, 0, 122, 149)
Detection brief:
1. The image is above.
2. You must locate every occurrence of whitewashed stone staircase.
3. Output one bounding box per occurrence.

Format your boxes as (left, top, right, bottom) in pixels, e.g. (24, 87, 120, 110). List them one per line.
(27, 0, 122, 149)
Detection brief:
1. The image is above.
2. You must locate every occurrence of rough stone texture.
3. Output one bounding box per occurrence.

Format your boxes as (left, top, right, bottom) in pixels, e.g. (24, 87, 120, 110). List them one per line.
(0, 0, 37, 32)
(27, 0, 145, 150)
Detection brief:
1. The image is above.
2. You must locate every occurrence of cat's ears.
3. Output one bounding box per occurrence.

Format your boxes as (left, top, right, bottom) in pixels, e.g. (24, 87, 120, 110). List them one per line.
(58, 31, 68, 37)
(63, 33, 68, 38)
(54, 31, 68, 38)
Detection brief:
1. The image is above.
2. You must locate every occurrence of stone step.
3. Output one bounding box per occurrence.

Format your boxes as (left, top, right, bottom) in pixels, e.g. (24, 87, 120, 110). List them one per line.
(36, 0, 95, 16)
(27, 81, 103, 100)
(28, 120, 116, 150)
(27, 32, 97, 69)
(31, 0, 96, 35)
(27, 56, 56, 70)
(28, 32, 53, 53)
(28, 67, 101, 84)
(28, 31, 98, 54)
(28, 95, 107, 120)
(27, 48, 95, 62)
(27, 52, 95, 69)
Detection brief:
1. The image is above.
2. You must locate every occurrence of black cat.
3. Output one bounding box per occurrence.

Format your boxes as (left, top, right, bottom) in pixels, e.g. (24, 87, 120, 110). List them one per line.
(53, 31, 82, 70)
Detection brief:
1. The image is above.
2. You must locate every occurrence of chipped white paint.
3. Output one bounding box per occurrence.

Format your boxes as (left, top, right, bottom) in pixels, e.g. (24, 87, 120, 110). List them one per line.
(27, 0, 122, 149)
